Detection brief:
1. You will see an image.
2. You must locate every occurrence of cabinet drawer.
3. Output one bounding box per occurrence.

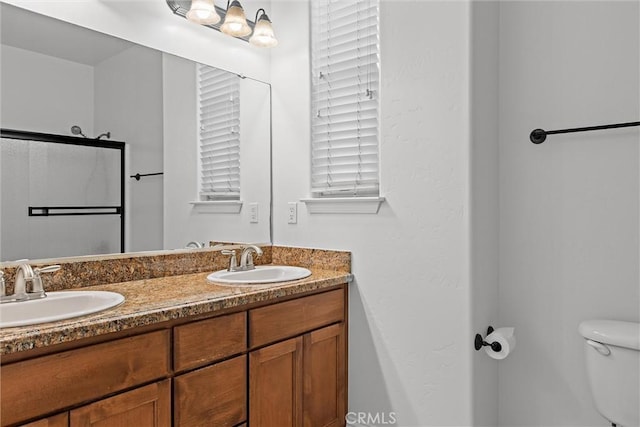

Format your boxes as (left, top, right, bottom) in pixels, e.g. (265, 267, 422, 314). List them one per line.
(174, 312, 246, 372)
(174, 355, 247, 427)
(249, 289, 344, 348)
(70, 379, 171, 427)
(1, 330, 170, 427)
(19, 413, 68, 427)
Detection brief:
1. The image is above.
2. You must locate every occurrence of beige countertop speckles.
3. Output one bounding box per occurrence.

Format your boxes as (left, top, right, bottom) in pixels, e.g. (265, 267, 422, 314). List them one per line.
(0, 267, 352, 356)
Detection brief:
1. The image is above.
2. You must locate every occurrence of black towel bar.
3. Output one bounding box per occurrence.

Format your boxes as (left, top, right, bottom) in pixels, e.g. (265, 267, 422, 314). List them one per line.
(530, 121, 640, 144)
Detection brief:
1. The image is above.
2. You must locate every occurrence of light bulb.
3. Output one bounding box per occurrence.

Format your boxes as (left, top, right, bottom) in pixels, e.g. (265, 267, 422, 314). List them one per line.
(249, 12, 277, 48)
(186, 0, 221, 25)
(221, 0, 251, 37)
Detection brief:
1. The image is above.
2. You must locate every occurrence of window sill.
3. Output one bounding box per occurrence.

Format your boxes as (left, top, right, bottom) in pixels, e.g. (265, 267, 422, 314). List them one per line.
(189, 200, 243, 214)
(300, 197, 385, 214)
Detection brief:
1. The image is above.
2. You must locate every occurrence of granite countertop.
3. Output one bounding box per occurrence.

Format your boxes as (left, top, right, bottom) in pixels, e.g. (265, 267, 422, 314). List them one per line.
(0, 267, 352, 356)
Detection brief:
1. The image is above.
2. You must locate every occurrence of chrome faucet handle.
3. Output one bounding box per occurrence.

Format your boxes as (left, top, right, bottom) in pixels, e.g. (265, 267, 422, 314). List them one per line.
(31, 265, 60, 295)
(34, 265, 61, 275)
(0, 271, 5, 297)
(221, 250, 238, 272)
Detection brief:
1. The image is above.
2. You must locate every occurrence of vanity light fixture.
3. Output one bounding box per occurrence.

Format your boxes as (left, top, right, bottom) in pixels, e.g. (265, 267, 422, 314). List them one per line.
(186, 0, 220, 25)
(166, 0, 277, 47)
(220, 0, 251, 37)
(249, 8, 277, 48)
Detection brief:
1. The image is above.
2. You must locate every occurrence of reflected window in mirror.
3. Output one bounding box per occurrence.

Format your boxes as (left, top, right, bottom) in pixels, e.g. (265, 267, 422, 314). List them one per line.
(198, 64, 241, 201)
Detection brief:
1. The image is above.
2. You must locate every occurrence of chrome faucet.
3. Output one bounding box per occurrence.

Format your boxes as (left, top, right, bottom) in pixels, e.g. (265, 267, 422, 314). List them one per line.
(1, 262, 60, 303)
(12, 263, 35, 300)
(239, 245, 263, 271)
(185, 241, 205, 249)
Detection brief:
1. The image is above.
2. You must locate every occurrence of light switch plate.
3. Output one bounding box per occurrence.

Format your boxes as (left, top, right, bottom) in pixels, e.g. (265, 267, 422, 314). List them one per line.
(249, 203, 259, 223)
(287, 202, 297, 224)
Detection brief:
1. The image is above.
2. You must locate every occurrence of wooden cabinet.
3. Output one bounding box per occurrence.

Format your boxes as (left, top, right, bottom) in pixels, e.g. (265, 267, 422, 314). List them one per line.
(3, 286, 347, 427)
(303, 324, 346, 427)
(249, 289, 344, 347)
(250, 337, 304, 427)
(2, 331, 170, 426)
(174, 356, 246, 427)
(249, 297, 347, 427)
(19, 414, 68, 427)
(70, 380, 171, 427)
(173, 312, 246, 372)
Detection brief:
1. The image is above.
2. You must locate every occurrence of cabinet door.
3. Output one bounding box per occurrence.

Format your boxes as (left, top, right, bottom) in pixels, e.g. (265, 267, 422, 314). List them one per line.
(69, 380, 170, 427)
(303, 324, 346, 427)
(174, 355, 246, 427)
(250, 337, 303, 427)
(20, 413, 68, 427)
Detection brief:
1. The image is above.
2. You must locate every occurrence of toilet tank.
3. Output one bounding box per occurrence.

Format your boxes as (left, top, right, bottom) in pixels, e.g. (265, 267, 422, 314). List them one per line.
(579, 320, 640, 427)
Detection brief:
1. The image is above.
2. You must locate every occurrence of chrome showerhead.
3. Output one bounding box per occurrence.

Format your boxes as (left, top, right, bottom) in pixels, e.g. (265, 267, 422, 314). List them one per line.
(70, 125, 86, 138)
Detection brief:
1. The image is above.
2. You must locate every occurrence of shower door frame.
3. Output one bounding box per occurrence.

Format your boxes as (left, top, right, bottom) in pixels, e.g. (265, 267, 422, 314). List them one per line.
(0, 128, 126, 253)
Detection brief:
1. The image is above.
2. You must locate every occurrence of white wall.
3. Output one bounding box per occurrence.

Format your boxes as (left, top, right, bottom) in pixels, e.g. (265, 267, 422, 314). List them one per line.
(271, 1, 474, 425)
(498, 2, 640, 425)
(94, 45, 164, 252)
(162, 54, 271, 248)
(0, 44, 94, 135)
(470, 2, 499, 426)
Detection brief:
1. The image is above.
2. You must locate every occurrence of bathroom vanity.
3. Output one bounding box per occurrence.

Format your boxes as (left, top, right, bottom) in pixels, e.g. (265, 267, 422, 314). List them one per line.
(0, 247, 350, 427)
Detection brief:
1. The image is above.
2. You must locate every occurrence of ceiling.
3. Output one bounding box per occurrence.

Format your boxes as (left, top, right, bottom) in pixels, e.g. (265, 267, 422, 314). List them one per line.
(0, 3, 134, 66)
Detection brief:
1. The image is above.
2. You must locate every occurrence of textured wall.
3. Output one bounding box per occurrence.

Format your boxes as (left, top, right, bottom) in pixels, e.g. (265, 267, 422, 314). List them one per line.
(270, 1, 474, 425)
(498, 2, 640, 425)
(94, 45, 164, 252)
(0, 44, 94, 135)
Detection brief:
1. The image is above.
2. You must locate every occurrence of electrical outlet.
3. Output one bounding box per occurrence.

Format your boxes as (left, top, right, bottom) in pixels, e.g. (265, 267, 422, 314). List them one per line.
(249, 203, 259, 223)
(287, 202, 297, 224)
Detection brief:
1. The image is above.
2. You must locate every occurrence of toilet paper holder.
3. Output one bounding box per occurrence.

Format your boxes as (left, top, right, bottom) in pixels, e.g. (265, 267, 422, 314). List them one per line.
(474, 326, 502, 352)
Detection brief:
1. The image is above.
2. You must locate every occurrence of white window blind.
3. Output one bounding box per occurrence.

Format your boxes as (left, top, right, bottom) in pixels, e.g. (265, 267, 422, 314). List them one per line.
(198, 64, 240, 201)
(310, 0, 380, 197)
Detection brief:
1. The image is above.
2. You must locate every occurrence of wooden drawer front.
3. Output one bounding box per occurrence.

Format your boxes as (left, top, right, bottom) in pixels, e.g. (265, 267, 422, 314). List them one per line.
(174, 355, 247, 427)
(19, 413, 68, 427)
(1, 330, 170, 427)
(70, 380, 171, 427)
(249, 289, 344, 348)
(174, 312, 246, 372)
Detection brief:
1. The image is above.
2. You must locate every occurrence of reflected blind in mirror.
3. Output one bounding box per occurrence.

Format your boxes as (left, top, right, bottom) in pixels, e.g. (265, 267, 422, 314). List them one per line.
(198, 64, 240, 200)
(310, 0, 380, 197)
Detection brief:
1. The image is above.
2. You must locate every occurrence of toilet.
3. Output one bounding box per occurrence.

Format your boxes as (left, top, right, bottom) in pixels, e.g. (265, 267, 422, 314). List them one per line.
(579, 320, 640, 427)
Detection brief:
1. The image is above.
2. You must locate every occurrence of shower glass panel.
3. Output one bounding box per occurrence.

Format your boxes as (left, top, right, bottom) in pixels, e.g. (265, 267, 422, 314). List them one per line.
(1, 137, 123, 261)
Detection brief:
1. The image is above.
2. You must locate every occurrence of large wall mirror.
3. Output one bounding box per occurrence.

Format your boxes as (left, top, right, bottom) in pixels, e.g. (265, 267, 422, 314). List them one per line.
(0, 3, 271, 262)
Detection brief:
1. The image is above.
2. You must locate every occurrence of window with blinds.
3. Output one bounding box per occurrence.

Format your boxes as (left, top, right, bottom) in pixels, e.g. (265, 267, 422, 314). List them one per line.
(198, 64, 240, 201)
(310, 0, 380, 197)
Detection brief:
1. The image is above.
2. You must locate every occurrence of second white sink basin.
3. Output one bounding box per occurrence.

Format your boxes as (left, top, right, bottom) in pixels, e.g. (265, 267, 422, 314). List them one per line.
(0, 291, 125, 328)
(207, 265, 311, 285)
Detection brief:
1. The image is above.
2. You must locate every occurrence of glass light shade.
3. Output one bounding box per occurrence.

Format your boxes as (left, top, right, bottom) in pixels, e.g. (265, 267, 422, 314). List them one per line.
(186, 0, 221, 25)
(249, 14, 278, 48)
(221, 1, 251, 37)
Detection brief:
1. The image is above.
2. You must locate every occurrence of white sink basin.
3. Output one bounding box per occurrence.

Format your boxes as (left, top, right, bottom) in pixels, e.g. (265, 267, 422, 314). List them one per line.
(0, 291, 124, 328)
(207, 265, 311, 285)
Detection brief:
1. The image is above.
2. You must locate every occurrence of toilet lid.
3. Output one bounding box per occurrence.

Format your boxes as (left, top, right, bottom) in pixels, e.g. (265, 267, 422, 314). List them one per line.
(579, 320, 640, 350)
